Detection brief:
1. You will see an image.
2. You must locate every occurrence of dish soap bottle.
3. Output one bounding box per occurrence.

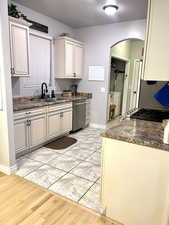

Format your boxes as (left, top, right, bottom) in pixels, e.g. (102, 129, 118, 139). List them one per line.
(163, 120, 169, 144)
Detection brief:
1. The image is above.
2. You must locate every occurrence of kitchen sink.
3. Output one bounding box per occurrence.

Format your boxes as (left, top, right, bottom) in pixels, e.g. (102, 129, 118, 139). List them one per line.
(30, 98, 65, 103)
(30, 98, 55, 102)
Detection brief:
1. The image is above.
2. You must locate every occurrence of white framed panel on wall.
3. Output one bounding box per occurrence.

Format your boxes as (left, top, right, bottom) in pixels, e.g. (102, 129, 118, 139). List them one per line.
(88, 66, 105, 81)
(21, 33, 52, 96)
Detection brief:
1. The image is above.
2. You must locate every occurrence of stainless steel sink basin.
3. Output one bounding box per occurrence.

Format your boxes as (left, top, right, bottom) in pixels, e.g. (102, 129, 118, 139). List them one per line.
(30, 98, 54, 102)
(30, 98, 65, 103)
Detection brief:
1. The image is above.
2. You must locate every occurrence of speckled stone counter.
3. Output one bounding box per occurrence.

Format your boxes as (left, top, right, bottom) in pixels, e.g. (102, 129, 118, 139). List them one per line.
(102, 119, 169, 151)
(13, 93, 92, 112)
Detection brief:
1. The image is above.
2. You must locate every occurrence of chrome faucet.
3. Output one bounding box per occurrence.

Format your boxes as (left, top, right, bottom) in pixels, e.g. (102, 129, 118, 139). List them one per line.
(41, 82, 48, 99)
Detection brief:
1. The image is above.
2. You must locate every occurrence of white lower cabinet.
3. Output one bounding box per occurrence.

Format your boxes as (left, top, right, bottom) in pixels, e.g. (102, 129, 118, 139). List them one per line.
(29, 114, 47, 148)
(14, 103, 72, 156)
(61, 110, 72, 134)
(14, 118, 28, 154)
(47, 111, 62, 140)
(47, 109, 72, 140)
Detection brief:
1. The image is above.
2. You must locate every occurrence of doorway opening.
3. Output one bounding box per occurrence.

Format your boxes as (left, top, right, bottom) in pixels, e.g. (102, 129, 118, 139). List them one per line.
(107, 39, 144, 122)
(109, 57, 127, 119)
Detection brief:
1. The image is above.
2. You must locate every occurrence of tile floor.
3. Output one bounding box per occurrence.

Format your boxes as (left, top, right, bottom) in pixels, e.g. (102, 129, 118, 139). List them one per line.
(15, 127, 104, 213)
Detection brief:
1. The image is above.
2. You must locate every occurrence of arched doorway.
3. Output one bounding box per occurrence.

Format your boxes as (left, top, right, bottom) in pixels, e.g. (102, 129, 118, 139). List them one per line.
(107, 38, 144, 122)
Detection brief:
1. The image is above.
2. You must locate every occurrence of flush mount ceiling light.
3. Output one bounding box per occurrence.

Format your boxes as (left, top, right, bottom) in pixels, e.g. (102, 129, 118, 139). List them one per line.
(103, 4, 119, 16)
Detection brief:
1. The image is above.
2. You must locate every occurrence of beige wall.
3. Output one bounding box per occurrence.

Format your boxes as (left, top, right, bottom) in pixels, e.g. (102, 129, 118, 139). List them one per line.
(0, 0, 16, 173)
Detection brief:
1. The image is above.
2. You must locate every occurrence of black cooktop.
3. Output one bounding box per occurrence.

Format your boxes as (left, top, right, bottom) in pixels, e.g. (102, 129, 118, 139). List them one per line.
(130, 108, 169, 123)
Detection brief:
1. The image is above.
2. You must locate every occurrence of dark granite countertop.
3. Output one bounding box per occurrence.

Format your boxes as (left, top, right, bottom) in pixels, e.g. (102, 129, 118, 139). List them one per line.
(13, 93, 92, 112)
(102, 119, 169, 151)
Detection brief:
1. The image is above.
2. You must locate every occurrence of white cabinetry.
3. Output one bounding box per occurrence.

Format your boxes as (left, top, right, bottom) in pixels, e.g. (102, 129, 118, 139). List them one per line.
(47, 111, 61, 140)
(14, 117, 28, 154)
(9, 17, 31, 77)
(29, 113, 47, 148)
(47, 103, 72, 140)
(143, 0, 169, 81)
(61, 110, 72, 134)
(14, 108, 46, 155)
(14, 103, 72, 156)
(74, 44, 84, 78)
(65, 41, 74, 77)
(54, 37, 84, 79)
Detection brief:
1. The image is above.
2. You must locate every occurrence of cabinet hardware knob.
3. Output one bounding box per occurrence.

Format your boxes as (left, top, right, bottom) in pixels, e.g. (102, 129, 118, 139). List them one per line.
(11, 67, 15, 75)
(60, 112, 63, 118)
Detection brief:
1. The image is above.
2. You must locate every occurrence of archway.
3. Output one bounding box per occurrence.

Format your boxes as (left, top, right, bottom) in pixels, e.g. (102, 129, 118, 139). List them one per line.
(107, 38, 144, 122)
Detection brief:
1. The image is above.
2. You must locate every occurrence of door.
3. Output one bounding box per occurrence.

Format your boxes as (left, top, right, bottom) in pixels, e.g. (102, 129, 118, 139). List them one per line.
(47, 111, 61, 139)
(74, 44, 83, 78)
(14, 118, 28, 154)
(129, 59, 143, 111)
(61, 110, 72, 134)
(10, 23, 30, 76)
(121, 61, 130, 116)
(65, 41, 74, 77)
(29, 114, 47, 148)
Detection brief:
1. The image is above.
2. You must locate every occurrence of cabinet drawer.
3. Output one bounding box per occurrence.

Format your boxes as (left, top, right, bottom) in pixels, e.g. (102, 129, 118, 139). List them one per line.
(28, 107, 46, 117)
(48, 103, 72, 113)
(14, 107, 46, 120)
(14, 111, 27, 120)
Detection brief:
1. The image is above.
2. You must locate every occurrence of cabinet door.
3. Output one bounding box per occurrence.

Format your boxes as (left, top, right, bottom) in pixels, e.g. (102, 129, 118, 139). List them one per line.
(74, 44, 83, 78)
(10, 23, 30, 76)
(29, 114, 47, 148)
(14, 118, 28, 154)
(47, 111, 61, 139)
(65, 41, 74, 77)
(143, 0, 169, 81)
(61, 110, 72, 134)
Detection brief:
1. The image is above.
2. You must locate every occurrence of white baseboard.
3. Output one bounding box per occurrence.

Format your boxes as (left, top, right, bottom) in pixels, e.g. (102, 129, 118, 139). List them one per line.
(0, 163, 17, 175)
(90, 123, 106, 129)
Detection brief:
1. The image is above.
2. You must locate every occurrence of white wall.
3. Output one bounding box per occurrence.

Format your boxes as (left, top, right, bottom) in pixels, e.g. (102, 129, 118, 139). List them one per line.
(11, 1, 75, 97)
(75, 20, 146, 126)
(0, 0, 16, 174)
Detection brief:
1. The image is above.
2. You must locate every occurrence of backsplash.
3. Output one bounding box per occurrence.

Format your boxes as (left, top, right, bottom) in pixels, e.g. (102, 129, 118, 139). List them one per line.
(12, 77, 73, 97)
(139, 81, 169, 110)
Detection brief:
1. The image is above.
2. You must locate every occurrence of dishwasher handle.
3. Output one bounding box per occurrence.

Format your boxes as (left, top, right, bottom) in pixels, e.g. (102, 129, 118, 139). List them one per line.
(74, 102, 86, 106)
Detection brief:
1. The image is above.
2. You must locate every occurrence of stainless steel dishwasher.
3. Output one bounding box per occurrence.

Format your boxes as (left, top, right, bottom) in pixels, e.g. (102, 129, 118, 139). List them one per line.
(72, 99, 86, 132)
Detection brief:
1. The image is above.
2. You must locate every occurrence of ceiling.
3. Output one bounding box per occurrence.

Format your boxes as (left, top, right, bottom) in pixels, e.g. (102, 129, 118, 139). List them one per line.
(14, 0, 148, 28)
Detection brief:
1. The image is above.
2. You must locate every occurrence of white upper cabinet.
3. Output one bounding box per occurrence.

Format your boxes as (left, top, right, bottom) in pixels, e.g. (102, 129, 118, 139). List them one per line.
(65, 41, 75, 77)
(143, 0, 169, 81)
(74, 44, 84, 78)
(54, 37, 84, 79)
(9, 17, 31, 77)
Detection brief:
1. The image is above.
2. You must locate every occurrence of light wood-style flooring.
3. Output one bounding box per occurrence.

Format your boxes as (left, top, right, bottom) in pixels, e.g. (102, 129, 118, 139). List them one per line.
(0, 174, 122, 225)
